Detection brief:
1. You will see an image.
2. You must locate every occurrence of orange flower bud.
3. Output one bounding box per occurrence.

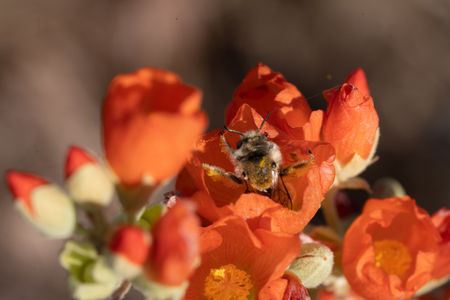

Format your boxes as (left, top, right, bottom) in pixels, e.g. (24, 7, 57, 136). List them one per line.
(431, 208, 450, 279)
(5, 171, 76, 238)
(65, 145, 114, 206)
(322, 68, 379, 182)
(147, 201, 200, 286)
(103, 68, 207, 187)
(342, 196, 440, 300)
(108, 225, 151, 279)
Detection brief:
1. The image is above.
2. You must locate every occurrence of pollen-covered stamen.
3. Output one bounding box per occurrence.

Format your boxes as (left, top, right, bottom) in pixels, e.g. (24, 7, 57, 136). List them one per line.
(204, 264, 253, 300)
(373, 239, 412, 278)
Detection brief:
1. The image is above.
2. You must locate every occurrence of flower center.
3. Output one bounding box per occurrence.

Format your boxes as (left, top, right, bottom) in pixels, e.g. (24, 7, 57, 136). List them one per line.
(373, 239, 412, 278)
(204, 264, 253, 300)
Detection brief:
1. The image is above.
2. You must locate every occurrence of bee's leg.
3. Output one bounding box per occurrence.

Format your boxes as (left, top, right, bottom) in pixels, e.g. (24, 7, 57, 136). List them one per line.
(280, 151, 315, 177)
(202, 163, 243, 185)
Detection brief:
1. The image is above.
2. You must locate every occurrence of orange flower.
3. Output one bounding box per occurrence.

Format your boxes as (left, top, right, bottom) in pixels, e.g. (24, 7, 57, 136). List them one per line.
(322, 68, 379, 182)
(184, 215, 300, 299)
(176, 104, 335, 234)
(342, 196, 440, 300)
(103, 67, 207, 187)
(431, 208, 450, 279)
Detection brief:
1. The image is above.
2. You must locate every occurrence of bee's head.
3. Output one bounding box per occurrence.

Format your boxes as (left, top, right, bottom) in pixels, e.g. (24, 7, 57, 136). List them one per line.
(224, 112, 271, 150)
(235, 130, 268, 149)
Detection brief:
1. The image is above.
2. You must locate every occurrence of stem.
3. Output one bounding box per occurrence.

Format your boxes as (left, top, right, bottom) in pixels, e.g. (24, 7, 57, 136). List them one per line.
(110, 281, 132, 300)
(321, 187, 342, 235)
(84, 205, 109, 250)
(116, 183, 156, 222)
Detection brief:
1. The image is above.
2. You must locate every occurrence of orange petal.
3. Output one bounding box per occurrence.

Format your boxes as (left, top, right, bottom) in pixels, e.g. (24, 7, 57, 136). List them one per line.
(148, 201, 200, 286)
(5, 170, 76, 238)
(346, 67, 370, 97)
(259, 278, 288, 300)
(5, 170, 48, 213)
(103, 67, 207, 186)
(109, 225, 151, 265)
(64, 145, 97, 178)
(226, 63, 311, 129)
(431, 208, 450, 279)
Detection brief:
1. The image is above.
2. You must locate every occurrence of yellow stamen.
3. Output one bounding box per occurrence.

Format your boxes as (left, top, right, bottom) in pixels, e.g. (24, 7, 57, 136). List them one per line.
(373, 239, 412, 278)
(204, 264, 253, 300)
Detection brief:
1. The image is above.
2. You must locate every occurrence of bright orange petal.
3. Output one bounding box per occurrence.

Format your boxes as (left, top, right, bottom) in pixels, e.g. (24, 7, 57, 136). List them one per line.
(109, 225, 151, 265)
(431, 208, 450, 279)
(226, 63, 311, 129)
(346, 67, 370, 97)
(5, 170, 48, 213)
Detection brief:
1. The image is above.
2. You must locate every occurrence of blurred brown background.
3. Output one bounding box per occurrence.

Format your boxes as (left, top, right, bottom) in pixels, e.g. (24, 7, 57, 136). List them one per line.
(1, 0, 449, 299)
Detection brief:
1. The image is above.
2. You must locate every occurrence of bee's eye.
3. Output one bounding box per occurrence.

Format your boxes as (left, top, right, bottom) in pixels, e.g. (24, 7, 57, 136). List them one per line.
(241, 171, 247, 178)
(236, 140, 243, 149)
(271, 162, 277, 169)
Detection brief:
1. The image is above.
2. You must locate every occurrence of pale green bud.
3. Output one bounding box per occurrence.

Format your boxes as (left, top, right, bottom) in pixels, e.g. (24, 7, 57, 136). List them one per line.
(286, 242, 334, 288)
(60, 241, 121, 300)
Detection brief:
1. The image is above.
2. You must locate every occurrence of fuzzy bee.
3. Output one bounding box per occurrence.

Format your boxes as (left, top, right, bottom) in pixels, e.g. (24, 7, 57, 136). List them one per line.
(202, 116, 314, 209)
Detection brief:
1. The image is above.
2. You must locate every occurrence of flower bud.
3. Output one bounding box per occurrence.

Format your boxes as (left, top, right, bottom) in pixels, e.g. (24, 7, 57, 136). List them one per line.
(60, 241, 120, 300)
(5, 170, 76, 238)
(286, 242, 334, 288)
(65, 145, 114, 206)
(108, 225, 151, 279)
(322, 69, 379, 183)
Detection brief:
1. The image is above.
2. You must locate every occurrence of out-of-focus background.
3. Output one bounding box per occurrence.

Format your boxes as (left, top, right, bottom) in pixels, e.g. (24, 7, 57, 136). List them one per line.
(1, 0, 449, 298)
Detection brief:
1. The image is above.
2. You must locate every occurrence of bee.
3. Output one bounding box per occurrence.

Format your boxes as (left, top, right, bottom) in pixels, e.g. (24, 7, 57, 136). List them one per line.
(202, 115, 314, 209)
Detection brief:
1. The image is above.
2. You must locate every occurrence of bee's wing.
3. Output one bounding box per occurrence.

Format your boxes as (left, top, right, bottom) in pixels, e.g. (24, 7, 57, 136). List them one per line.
(274, 157, 314, 210)
(271, 176, 293, 210)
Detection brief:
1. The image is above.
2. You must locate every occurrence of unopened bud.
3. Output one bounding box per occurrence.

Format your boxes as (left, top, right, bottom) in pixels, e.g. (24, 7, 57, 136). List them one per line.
(372, 177, 406, 198)
(60, 241, 120, 300)
(286, 242, 334, 288)
(65, 146, 114, 206)
(109, 225, 151, 279)
(6, 170, 76, 238)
